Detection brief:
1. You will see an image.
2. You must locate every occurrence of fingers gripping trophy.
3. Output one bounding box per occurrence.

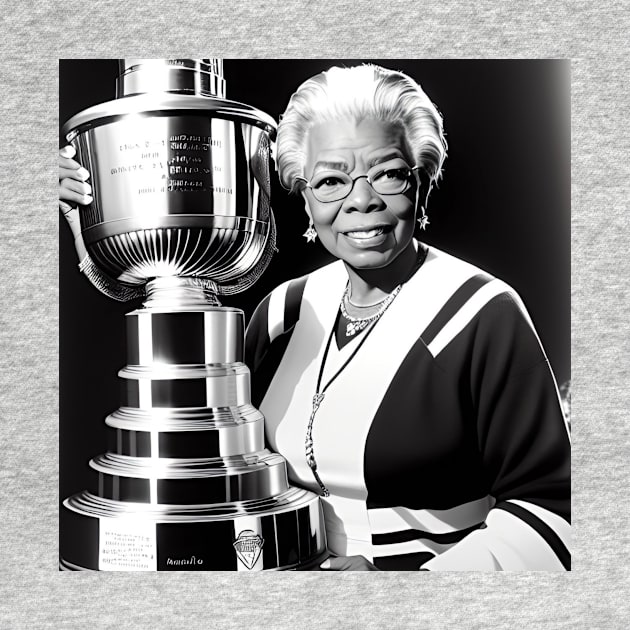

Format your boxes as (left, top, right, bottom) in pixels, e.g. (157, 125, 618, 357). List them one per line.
(60, 59, 327, 571)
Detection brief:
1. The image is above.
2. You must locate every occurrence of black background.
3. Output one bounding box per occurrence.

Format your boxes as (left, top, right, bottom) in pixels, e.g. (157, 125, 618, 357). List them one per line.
(60, 59, 570, 501)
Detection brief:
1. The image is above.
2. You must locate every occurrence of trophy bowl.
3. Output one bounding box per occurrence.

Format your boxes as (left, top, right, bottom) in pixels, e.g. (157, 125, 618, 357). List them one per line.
(62, 71, 277, 293)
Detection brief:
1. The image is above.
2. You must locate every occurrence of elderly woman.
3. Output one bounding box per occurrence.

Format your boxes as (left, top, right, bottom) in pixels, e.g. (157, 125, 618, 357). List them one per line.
(244, 65, 570, 571)
(60, 63, 570, 571)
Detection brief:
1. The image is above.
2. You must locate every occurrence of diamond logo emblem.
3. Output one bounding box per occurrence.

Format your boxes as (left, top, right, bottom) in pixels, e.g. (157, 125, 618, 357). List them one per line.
(233, 530, 264, 570)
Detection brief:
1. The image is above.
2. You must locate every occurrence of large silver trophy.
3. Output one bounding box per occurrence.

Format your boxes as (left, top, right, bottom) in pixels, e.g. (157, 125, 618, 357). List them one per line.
(60, 59, 327, 571)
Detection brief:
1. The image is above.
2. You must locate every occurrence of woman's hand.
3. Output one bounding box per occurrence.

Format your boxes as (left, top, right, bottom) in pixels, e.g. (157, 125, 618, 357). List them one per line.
(319, 555, 379, 571)
(59, 145, 92, 215)
(59, 145, 92, 259)
(58, 145, 144, 300)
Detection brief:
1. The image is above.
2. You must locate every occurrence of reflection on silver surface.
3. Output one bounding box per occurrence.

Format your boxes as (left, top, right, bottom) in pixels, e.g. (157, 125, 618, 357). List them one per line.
(62, 488, 327, 571)
(116, 59, 226, 99)
(61, 59, 327, 571)
(68, 114, 273, 294)
(91, 450, 289, 504)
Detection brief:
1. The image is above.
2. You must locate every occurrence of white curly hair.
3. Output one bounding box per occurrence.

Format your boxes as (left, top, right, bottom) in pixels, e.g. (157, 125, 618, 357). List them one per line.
(276, 64, 447, 197)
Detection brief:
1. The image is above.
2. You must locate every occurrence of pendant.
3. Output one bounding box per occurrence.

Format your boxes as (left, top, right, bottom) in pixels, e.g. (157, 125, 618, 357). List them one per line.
(305, 392, 330, 497)
(345, 320, 368, 336)
(312, 392, 325, 411)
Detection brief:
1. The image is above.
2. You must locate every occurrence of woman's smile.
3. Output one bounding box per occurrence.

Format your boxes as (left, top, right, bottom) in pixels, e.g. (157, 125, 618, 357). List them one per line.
(341, 224, 392, 246)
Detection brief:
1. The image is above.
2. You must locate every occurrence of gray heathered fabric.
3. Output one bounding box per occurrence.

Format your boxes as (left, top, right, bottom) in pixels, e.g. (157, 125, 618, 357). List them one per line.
(1, 2, 629, 628)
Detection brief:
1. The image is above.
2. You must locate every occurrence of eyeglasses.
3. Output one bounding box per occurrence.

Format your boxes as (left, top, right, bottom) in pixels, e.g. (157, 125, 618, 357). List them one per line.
(296, 160, 419, 203)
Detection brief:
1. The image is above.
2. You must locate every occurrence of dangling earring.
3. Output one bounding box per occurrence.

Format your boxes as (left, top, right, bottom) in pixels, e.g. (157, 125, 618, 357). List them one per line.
(303, 220, 318, 243)
(417, 207, 430, 230)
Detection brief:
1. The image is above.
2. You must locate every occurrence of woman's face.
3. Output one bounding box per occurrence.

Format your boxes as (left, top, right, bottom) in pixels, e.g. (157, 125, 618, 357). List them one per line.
(302, 118, 418, 270)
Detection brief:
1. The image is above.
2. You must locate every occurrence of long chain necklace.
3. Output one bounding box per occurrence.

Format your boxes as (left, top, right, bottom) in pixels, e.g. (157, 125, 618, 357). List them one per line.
(305, 244, 428, 496)
(305, 293, 401, 496)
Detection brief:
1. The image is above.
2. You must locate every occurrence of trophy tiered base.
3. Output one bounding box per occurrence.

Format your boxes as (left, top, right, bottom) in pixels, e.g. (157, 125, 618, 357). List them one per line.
(61, 296, 327, 571)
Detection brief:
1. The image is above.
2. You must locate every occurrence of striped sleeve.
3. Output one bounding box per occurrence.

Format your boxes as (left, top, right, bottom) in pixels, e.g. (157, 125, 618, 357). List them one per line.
(244, 292, 273, 373)
(245, 275, 308, 405)
(421, 287, 571, 571)
(419, 500, 570, 571)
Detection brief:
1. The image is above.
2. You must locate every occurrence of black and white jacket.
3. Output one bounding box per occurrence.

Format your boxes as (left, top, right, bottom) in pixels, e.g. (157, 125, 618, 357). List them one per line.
(245, 245, 571, 570)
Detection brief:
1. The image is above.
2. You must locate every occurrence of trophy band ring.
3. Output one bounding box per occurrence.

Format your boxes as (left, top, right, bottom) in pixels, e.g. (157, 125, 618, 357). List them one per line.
(60, 59, 327, 571)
